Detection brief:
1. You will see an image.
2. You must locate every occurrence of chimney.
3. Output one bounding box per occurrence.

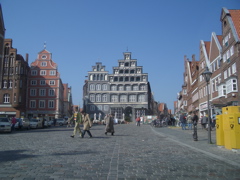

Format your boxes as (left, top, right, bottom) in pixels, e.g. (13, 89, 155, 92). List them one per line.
(26, 53, 29, 63)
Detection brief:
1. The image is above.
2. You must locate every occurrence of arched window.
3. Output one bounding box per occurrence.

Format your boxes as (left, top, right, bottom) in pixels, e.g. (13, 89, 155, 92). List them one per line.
(3, 94, 10, 103)
(138, 94, 145, 102)
(90, 94, 95, 102)
(111, 95, 118, 102)
(96, 94, 101, 102)
(120, 95, 127, 102)
(102, 84, 108, 90)
(102, 94, 107, 102)
(90, 84, 95, 90)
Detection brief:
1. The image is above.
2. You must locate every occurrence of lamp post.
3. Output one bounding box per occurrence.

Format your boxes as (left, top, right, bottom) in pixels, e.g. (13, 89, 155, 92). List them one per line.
(202, 66, 213, 144)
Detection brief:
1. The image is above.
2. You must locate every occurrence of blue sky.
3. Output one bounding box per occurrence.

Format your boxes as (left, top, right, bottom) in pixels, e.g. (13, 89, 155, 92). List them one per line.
(1, 0, 239, 111)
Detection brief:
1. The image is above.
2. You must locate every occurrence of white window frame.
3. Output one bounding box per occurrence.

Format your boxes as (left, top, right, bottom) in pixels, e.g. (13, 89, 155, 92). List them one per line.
(102, 84, 108, 90)
(3, 80, 7, 88)
(49, 80, 55, 85)
(3, 94, 10, 103)
(129, 95, 136, 102)
(39, 100, 45, 108)
(30, 100, 36, 108)
(40, 70, 46, 75)
(39, 89, 46, 96)
(111, 85, 117, 91)
(9, 80, 13, 88)
(102, 94, 107, 102)
(138, 94, 145, 102)
(90, 84, 95, 91)
(48, 100, 54, 108)
(50, 70, 56, 75)
(120, 95, 127, 102)
(41, 62, 47, 67)
(96, 84, 101, 90)
(49, 89, 55, 96)
(126, 85, 131, 91)
(30, 89, 36, 96)
(232, 63, 236, 74)
(31, 70, 37, 76)
(111, 95, 118, 102)
(90, 94, 95, 102)
(96, 94, 101, 102)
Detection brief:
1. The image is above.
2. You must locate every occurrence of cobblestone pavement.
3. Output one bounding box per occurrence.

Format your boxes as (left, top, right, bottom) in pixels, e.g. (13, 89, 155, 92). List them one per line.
(0, 123, 240, 180)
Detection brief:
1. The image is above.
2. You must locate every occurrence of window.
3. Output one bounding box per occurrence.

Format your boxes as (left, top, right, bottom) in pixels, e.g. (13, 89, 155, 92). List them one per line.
(120, 95, 127, 102)
(31, 70, 37, 76)
(230, 46, 234, 56)
(104, 105, 109, 111)
(226, 78, 238, 93)
(228, 67, 231, 77)
(3, 80, 7, 88)
(232, 63, 236, 74)
(31, 80, 37, 85)
(30, 89, 36, 96)
(136, 77, 140, 81)
(30, 100, 36, 108)
(102, 94, 107, 102)
(218, 85, 226, 96)
(48, 100, 54, 108)
(111, 95, 118, 102)
(3, 94, 10, 103)
(49, 89, 55, 96)
(111, 85, 117, 91)
(118, 85, 124, 91)
(97, 105, 102, 110)
(138, 94, 145, 102)
(90, 94, 95, 102)
(133, 85, 138, 91)
(114, 77, 118, 82)
(125, 77, 129, 81)
(90, 105, 95, 111)
(96, 84, 101, 90)
(129, 95, 136, 102)
(9, 80, 13, 88)
(224, 70, 227, 79)
(102, 84, 108, 90)
(90, 84, 95, 90)
(126, 85, 131, 91)
(50, 70, 56, 75)
(49, 80, 55, 85)
(40, 70, 46, 75)
(39, 100, 45, 108)
(140, 85, 146, 90)
(223, 53, 226, 63)
(40, 80, 46, 85)
(39, 89, 46, 96)
(130, 77, 134, 81)
(96, 94, 101, 102)
(119, 77, 123, 82)
(41, 62, 47, 66)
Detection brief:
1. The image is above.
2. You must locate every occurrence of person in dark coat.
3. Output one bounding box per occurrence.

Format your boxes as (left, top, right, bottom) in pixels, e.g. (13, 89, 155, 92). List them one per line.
(180, 113, 186, 130)
(105, 113, 115, 136)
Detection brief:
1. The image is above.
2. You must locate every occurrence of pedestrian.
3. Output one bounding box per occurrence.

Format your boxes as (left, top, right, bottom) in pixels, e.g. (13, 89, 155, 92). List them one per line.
(53, 118, 56, 126)
(105, 113, 115, 135)
(136, 117, 140, 126)
(180, 113, 186, 130)
(70, 112, 83, 138)
(201, 114, 208, 130)
(187, 113, 193, 130)
(81, 110, 93, 138)
(192, 111, 199, 141)
(11, 116, 16, 131)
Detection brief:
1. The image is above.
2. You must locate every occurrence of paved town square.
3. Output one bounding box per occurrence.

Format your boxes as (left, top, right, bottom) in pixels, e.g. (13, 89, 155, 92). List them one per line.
(0, 123, 240, 180)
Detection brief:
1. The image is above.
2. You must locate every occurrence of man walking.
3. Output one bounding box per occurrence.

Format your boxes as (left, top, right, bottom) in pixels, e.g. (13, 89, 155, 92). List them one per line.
(192, 111, 199, 141)
(180, 113, 186, 130)
(70, 112, 82, 138)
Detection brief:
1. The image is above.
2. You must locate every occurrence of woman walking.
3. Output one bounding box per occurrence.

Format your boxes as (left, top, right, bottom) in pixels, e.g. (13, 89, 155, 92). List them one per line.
(105, 113, 115, 136)
(81, 110, 93, 138)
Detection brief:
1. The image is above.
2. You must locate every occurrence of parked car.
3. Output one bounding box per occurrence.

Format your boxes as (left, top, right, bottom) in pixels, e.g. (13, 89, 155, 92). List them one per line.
(15, 118, 30, 130)
(56, 118, 67, 126)
(29, 118, 43, 129)
(0, 117, 12, 133)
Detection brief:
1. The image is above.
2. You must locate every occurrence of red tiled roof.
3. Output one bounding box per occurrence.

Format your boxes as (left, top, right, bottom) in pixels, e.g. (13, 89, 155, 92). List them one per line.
(229, 10, 240, 39)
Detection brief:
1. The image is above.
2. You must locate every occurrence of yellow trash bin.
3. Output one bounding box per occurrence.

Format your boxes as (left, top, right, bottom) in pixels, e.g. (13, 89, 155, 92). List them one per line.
(222, 106, 240, 114)
(216, 115, 224, 146)
(229, 113, 240, 149)
(223, 113, 231, 150)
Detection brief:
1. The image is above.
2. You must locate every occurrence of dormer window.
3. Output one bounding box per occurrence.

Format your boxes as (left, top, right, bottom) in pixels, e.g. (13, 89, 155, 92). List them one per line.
(41, 55, 47, 59)
(41, 62, 47, 66)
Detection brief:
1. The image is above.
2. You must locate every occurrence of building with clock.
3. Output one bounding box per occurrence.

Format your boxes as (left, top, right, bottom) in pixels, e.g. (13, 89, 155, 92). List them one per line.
(83, 52, 154, 122)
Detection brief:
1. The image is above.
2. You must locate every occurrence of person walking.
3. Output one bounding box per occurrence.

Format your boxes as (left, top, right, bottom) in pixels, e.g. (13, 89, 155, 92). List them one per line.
(187, 113, 193, 130)
(105, 113, 115, 136)
(81, 110, 93, 138)
(180, 113, 186, 130)
(70, 112, 82, 138)
(192, 111, 199, 141)
(11, 116, 17, 131)
(201, 114, 208, 130)
(136, 117, 141, 126)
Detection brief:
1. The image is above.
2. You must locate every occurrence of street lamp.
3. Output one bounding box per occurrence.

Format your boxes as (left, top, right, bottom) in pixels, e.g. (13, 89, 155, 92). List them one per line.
(202, 66, 213, 144)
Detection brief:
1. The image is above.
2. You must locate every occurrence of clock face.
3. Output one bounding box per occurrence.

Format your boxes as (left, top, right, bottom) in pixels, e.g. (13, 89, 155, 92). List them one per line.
(41, 55, 47, 59)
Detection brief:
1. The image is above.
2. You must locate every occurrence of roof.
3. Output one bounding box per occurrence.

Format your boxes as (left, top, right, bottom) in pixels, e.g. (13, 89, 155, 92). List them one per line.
(229, 9, 240, 39)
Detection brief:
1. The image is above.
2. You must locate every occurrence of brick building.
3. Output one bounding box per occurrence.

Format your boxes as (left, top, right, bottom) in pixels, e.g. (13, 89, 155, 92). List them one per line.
(26, 48, 64, 120)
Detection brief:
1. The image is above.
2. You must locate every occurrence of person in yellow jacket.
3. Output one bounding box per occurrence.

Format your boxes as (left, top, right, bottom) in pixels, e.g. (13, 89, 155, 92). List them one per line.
(70, 112, 82, 138)
(81, 110, 93, 138)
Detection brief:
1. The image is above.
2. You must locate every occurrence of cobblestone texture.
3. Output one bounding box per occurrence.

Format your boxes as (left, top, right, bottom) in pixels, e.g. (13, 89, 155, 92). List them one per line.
(0, 123, 240, 180)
